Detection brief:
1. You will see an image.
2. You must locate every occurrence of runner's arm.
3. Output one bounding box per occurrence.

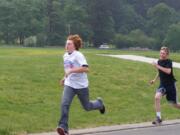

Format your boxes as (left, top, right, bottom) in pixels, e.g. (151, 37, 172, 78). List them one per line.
(153, 62, 171, 74)
(156, 65, 171, 74)
(150, 73, 159, 84)
(65, 66, 89, 77)
(59, 75, 66, 86)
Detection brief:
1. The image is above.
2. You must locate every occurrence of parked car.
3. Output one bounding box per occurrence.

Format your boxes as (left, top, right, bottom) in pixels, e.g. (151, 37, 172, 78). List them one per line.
(99, 44, 110, 49)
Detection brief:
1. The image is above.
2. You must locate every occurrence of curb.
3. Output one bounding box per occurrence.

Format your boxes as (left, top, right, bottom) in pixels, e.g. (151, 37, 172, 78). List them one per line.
(28, 119, 180, 135)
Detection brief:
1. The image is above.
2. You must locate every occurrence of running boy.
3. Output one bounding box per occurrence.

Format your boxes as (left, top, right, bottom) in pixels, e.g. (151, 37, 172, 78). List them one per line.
(150, 46, 180, 125)
(57, 34, 105, 135)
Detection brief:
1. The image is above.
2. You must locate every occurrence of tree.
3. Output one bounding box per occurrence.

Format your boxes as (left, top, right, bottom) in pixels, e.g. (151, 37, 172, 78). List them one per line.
(0, 0, 46, 45)
(0, 0, 16, 44)
(127, 0, 161, 17)
(147, 3, 177, 43)
(63, 0, 92, 42)
(162, 0, 180, 11)
(114, 4, 145, 34)
(1, 0, 180, 49)
(14, 0, 45, 45)
(87, 0, 115, 46)
(163, 22, 180, 51)
(46, 0, 66, 46)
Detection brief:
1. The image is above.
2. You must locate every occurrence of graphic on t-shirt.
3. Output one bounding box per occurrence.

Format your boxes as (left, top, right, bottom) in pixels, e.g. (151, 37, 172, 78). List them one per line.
(64, 60, 74, 71)
(63, 51, 89, 88)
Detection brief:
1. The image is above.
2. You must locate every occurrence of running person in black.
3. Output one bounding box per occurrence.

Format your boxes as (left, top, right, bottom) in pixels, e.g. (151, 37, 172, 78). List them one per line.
(150, 46, 180, 125)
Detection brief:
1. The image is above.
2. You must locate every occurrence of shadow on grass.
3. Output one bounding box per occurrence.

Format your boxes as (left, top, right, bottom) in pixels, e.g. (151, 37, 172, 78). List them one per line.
(0, 128, 13, 135)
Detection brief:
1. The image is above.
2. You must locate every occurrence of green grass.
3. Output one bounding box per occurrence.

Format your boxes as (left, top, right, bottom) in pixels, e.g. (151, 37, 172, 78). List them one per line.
(1, 47, 180, 135)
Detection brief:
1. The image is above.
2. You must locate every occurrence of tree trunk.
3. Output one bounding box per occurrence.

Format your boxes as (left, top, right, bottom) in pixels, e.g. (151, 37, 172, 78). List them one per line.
(19, 33, 24, 45)
(5, 32, 9, 44)
(46, 0, 54, 45)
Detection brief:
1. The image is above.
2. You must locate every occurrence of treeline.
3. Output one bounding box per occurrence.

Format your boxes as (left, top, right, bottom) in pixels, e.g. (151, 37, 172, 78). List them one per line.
(0, 0, 180, 50)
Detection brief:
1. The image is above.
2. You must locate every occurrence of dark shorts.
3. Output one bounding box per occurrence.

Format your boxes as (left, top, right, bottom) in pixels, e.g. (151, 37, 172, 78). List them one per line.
(156, 83, 178, 104)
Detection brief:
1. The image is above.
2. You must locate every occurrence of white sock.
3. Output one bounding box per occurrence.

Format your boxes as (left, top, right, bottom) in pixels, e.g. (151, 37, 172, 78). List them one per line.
(156, 112, 161, 119)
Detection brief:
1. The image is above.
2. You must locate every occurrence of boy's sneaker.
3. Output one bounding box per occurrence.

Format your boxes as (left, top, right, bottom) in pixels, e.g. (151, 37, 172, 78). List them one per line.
(97, 97, 106, 114)
(57, 127, 69, 135)
(152, 117, 162, 125)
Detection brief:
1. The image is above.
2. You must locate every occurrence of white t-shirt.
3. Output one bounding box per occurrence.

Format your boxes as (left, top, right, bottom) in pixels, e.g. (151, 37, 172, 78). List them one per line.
(63, 51, 89, 89)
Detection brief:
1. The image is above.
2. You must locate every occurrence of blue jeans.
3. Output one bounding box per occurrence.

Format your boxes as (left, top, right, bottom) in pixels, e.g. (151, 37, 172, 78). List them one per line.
(58, 85, 103, 132)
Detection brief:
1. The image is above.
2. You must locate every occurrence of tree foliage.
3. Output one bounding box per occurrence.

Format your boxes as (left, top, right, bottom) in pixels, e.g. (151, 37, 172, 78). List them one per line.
(0, 0, 180, 50)
(163, 22, 180, 51)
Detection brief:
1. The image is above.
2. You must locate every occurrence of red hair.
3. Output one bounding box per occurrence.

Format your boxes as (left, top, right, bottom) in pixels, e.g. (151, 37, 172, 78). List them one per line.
(67, 34, 83, 50)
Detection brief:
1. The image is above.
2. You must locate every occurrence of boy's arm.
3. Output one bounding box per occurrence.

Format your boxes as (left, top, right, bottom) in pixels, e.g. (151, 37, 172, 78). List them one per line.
(156, 65, 171, 74)
(152, 61, 171, 75)
(65, 66, 89, 77)
(60, 66, 89, 86)
(150, 73, 159, 85)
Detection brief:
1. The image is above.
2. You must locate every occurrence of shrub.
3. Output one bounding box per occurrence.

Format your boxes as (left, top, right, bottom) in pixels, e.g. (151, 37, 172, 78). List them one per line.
(24, 36, 37, 47)
(36, 33, 46, 47)
(114, 29, 157, 49)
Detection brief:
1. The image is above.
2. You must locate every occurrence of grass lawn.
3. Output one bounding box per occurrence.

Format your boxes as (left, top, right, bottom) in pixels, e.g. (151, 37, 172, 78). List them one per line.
(0, 47, 180, 135)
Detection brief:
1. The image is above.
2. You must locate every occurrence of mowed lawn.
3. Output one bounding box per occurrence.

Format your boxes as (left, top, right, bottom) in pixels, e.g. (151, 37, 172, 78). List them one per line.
(1, 47, 180, 135)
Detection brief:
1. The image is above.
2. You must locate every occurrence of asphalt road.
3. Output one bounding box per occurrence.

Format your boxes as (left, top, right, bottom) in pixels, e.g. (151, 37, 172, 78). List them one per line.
(85, 124, 180, 135)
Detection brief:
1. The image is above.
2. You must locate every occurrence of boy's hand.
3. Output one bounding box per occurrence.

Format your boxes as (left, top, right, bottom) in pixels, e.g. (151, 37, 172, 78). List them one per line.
(59, 79, 65, 86)
(152, 61, 158, 69)
(149, 79, 155, 85)
(65, 69, 72, 77)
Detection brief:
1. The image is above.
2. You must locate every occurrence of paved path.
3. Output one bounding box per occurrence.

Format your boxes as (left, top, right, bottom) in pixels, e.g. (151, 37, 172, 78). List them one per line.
(87, 124, 180, 135)
(28, 119, 180, 135)
(98, 54, 180, 69)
